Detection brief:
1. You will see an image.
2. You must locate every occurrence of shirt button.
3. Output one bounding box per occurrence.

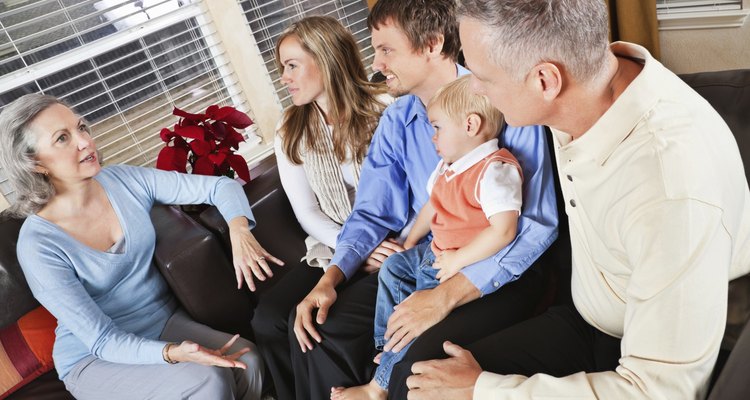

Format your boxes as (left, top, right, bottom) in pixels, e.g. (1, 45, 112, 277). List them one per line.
(570, 199, 577, 207)
(493, 281, 499, 288)
(567, 175, 573, 181)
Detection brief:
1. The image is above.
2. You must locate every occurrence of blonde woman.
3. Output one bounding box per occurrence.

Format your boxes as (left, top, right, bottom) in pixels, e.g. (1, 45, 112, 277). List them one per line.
(250, 16, 393, 400)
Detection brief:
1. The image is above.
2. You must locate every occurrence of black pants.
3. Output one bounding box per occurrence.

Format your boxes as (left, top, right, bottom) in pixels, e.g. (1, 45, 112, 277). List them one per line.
(250, 262, 323, 400)
(466, 304, 621, 379)
(251, 263, 376, 400)
(288, 262, 548, 400)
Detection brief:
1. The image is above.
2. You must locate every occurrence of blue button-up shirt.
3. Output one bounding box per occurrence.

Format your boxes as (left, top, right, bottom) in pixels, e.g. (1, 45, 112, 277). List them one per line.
(331, 66, 559, 295)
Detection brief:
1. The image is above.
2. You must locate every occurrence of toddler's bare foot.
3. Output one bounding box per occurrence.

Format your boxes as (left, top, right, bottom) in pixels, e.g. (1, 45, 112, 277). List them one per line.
(330, 380, 387, 400)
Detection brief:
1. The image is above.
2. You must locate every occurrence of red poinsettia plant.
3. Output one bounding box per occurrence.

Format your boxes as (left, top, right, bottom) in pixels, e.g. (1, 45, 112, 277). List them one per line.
(156, 105, 251, 183)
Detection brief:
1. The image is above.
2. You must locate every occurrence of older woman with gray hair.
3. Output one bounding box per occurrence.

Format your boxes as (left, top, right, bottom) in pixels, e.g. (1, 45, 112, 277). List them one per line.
(0, 93, 281, 399)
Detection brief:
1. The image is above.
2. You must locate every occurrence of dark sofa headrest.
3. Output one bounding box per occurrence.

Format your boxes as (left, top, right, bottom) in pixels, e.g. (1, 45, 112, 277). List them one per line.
(680, 69, 750, 178)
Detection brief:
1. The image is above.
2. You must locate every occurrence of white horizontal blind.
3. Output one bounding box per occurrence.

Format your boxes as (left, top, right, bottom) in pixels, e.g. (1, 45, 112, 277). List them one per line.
(0, 0, 256, 201)
(657, 0, 743, 14)
(237, 0, 374, 107)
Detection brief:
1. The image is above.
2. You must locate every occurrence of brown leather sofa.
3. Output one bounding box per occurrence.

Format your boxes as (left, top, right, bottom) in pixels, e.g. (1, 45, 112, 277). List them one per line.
(1, 69, 748, 399)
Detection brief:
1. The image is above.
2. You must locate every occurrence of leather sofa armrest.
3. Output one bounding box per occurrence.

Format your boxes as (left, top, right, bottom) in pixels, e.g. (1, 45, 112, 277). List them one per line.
(199, 162, 308, 296)
(150, 205, 253, 338)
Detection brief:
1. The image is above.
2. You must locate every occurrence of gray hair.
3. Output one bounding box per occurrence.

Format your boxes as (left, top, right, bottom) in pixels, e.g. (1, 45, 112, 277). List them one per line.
(0, 94, 65, 218)
(457, 0, 610, 83)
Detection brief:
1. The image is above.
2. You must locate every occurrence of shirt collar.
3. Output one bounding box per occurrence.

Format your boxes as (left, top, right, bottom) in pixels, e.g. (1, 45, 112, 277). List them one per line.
(552, 42, 662, 166)
(406, 64, 472, 126)
(439, 139, 499, 178)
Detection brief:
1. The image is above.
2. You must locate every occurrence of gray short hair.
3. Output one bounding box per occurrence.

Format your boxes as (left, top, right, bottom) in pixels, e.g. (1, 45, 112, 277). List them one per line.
(0, 94, 65, 218)
(457, 0, 610, 83)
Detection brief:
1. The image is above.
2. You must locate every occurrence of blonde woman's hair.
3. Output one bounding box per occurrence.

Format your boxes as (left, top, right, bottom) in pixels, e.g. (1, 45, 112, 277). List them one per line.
(274, 16, 386, 164)
(428, 75, 503, 139)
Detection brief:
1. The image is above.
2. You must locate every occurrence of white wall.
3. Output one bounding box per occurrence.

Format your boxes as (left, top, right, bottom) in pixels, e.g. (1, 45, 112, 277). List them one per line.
(0, 194, 8, 212)
(660, 0, 750, 74)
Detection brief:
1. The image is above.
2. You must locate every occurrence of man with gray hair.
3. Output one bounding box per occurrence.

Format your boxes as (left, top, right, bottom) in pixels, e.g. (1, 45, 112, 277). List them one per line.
(406, 0, 750, 399)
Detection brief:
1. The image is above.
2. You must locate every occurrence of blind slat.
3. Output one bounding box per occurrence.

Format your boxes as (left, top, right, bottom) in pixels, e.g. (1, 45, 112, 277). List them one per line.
(656, 0, 742, 13)
(40, 23, 218, 94)
(2, 0, 181, 62)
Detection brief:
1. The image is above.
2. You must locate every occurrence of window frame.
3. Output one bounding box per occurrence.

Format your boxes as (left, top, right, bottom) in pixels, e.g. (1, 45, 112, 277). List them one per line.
(657, 0, 749, 30)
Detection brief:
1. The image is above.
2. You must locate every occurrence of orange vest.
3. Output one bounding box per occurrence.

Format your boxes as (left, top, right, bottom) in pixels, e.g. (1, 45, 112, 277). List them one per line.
(430, 148, 522, 253)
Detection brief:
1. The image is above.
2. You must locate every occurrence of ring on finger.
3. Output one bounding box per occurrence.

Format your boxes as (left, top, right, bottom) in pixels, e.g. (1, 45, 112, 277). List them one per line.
(255, 256, 265, 261)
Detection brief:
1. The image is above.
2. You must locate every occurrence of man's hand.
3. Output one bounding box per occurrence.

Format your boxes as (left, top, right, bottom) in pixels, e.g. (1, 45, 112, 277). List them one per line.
(363, 238, 404, 273)
(383, 288, 450, 352)
(406, 341, 482, 400)
(384, 274, 480, 352)
(293, 267, 344, 352)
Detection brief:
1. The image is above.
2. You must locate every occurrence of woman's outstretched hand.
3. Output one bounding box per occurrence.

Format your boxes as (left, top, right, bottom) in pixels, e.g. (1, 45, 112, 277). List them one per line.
(228, 217, 284, 291)
(168, 334, 250, 369)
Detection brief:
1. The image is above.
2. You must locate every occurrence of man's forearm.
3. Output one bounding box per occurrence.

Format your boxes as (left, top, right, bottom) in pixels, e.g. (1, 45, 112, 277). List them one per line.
(321, 265, 346, 288)
(438, 273, 482, 310)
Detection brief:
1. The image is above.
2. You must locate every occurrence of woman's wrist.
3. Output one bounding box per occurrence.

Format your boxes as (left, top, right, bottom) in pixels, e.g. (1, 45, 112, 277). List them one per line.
(162, 342, 179, 364)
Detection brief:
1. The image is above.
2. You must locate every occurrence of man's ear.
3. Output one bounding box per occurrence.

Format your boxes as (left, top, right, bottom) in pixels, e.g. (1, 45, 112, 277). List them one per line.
(466, 113, 482, 137)
(531, 62, 563, 101)
(426, 34, 445, 59)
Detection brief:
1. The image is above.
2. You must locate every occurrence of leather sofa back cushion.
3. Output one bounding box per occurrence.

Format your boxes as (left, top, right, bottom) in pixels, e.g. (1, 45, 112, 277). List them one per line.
(680, 69, 750, 182)
(0, 307, 56, 399)
(0, 215, 38, 329)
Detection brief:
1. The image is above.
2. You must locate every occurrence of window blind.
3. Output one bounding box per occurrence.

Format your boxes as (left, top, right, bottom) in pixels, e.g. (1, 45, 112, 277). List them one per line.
(0, 0, 256, 201)
(656, 0, 743, 14)
(237, 0, 374, 107)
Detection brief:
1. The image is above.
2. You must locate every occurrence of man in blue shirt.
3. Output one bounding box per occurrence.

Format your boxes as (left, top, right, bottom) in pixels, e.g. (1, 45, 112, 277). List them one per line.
(290, 0, 559, 398)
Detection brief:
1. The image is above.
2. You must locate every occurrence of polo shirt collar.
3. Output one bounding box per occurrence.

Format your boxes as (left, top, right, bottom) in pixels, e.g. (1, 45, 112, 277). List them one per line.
(553, 42, 662, 166)
(438, 139, 499, 179)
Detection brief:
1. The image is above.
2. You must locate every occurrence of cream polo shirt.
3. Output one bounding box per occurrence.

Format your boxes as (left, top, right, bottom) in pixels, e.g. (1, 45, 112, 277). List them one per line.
(475, 42, 750, 399)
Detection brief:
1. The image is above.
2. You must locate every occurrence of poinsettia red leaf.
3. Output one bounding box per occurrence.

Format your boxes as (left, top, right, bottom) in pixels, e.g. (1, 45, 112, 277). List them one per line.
(208, 152, 227, 166)
(205, 104, 220, 118)
(159, 128, 175, 143)
(212, 121, 227, 140)
(173, 107, 206, 122)
(205, 105, 228, 120)
(174, 125, 205, 140)
(156, 145, 188, 173)
(223, 128, 246, 150)
(221, 108, 253, 129)
(227, 154, 250, 184)
(189, 139, 211, 156)
(193, 156, 216, 176)
(173, 136, 189, 149)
